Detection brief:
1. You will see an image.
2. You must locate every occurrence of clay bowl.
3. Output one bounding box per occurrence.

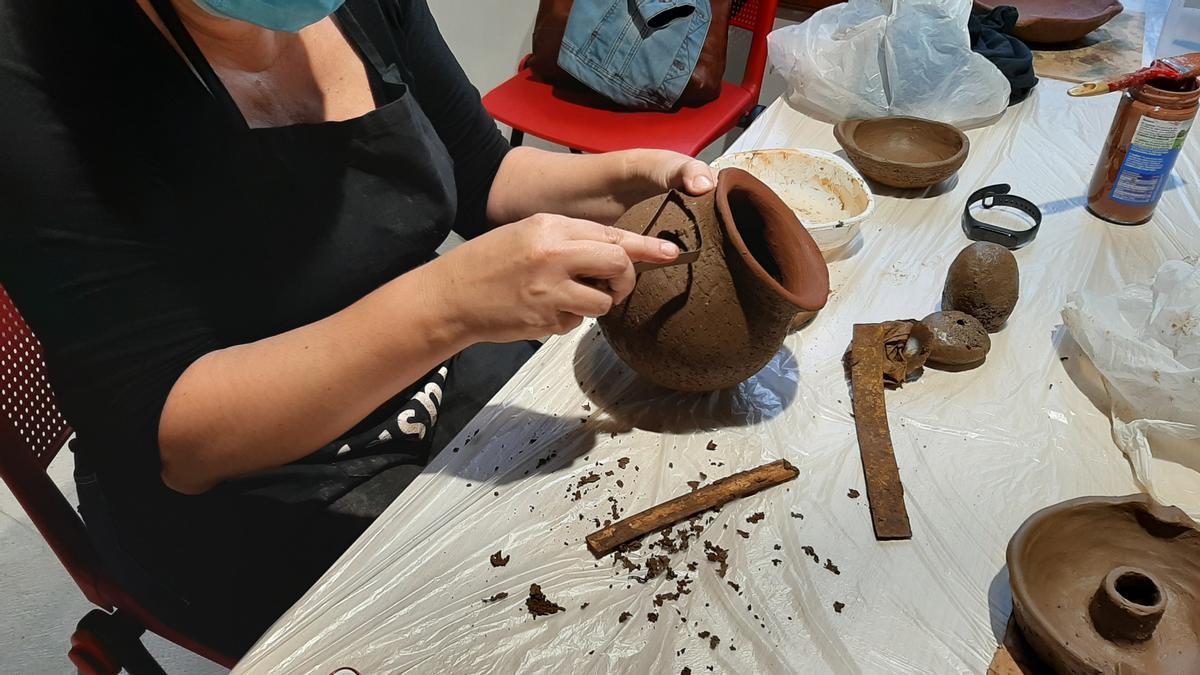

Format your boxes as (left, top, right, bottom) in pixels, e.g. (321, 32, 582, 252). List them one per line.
(1007, 494, 1200, 674)
(833, 117, 968, 190)
(973, 0, 1124, 44)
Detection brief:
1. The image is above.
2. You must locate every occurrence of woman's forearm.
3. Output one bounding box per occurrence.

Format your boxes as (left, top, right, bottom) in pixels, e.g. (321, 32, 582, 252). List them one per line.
(158, 264, 469, 495)
(486, 147, 653, 226)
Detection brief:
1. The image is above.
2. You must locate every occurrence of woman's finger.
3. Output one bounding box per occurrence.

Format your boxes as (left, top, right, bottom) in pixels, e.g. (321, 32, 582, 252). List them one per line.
(557, 281, 615, 318)
(559, 219, 679, 264)
(556, 241, 637, 302)
(677, 158, 716, 195)
(553, 312, 585, 335)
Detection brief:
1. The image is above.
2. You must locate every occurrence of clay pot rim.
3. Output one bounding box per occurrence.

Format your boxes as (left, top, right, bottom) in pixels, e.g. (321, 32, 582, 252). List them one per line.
(714, 168, 830, 311)
(834, 116, 970, 171)
(973, 0, 1123, 29)
(1005, 493, 1199, 662)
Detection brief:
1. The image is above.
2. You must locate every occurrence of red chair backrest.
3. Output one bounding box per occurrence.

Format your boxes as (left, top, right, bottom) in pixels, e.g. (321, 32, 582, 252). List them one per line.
(0, 284, 108, 607)
(730, 0, 779, 102)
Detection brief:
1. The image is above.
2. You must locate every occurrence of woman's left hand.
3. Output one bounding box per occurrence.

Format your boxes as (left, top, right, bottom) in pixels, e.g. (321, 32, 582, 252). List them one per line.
(624, 149, 718, 198)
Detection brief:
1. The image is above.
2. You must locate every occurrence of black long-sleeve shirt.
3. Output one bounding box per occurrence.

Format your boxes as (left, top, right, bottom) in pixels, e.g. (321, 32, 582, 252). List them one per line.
(0, 0, 509, 486)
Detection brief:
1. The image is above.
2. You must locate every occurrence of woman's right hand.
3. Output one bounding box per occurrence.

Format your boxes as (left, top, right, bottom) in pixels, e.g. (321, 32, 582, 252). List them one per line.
(426, 213, 680, 343)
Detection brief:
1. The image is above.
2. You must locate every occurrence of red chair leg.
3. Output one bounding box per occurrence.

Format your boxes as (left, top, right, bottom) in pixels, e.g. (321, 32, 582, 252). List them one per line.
(68, 609, 167, 675)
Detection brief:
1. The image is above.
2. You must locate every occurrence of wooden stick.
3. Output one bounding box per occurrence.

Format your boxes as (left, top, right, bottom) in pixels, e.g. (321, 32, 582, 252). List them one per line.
(585, 459, 799, 557)
(850, 323, 912, 540)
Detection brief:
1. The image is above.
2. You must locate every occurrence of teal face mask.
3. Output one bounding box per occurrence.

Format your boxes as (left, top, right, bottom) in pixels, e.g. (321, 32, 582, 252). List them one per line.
(192, 0, 346, 32)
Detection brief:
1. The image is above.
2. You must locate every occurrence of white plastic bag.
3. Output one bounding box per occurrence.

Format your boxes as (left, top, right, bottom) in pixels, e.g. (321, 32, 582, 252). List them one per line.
(767, 0, 1011, 128)
(1062, 260, 1200, 511)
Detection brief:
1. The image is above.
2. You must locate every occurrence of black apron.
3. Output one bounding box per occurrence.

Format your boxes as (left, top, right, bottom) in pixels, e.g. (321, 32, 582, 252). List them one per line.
(75, 0, 537, 654)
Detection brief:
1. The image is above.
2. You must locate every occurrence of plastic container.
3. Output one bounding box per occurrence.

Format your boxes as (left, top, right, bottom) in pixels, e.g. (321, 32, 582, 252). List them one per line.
(710, 148, 874, 255)
(1086, 78, 1199, 225)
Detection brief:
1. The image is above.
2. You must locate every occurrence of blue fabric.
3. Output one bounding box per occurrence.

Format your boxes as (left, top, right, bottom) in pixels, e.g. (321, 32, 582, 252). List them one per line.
(193, 0, 347, 32)
(559, 0, 712, 110)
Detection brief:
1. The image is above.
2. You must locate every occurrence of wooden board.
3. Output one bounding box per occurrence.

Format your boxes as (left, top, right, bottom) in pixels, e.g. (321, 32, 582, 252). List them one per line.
(1033, 11, 1146, 84)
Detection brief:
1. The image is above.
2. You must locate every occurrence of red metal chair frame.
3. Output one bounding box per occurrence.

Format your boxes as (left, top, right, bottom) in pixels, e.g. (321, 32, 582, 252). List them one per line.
(483, 0, 779, 157)
(0, 285, 237, 674)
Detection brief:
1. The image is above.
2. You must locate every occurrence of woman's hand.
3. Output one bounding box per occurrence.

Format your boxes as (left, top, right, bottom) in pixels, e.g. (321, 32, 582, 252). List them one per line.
(623, 148, 718, 198)
(427, 213, 680, 343)
(487, 147, 718, 227)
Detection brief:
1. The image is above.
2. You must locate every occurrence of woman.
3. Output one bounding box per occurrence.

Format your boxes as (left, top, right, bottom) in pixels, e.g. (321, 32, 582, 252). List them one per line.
(0, 0, 716, 654)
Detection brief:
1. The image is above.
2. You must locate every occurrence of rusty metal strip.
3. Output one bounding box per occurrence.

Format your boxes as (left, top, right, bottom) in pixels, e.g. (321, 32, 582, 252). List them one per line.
(850, 323, 912, 540)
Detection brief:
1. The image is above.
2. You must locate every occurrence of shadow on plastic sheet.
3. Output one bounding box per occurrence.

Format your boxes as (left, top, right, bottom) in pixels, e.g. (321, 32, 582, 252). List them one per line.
(1039, 175, 1187, 218)
(989, 566, 1014, 644)
(571, 327, 800, 435)
(439, 329, 800, 486)
(1052, 325, 1112, 422)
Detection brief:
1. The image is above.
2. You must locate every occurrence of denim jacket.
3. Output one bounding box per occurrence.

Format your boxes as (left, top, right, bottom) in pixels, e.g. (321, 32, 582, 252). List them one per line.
(558, 0, 712, 110)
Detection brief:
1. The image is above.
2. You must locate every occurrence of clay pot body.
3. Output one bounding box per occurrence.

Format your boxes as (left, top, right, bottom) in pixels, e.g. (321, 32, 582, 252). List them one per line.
(598, 168, 829, 392)
(1007, 494, 1200, 675)
(973, 0, 1124, 44)
(834, 117, 969, 189)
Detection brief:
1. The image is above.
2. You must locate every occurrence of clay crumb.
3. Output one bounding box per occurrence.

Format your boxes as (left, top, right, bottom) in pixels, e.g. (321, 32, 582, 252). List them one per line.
(709, 635, 720, 650)
(482, 592, 509, 603)
(706, 440, 717, 451)
(736, 529, 750, 539)
(617, 479, 625, 488)
(698, 630, 710, 638)
(687, 480, 701, 491)
(647, 612, 659, 623)
(801, 546, 819, 563)
(580, 603, 590, 610)
(618, 457, 630, 469)
(824, 559, 841, 575)
(490, 550, 510, 567)
(525, 584, 564, 617)
(703, 541, 730, 578)
(619, 611, 633, 623)
(833, 601, 845, 614)
(746, 512, 765, 524)
(605, 470, 614, 477)
(578, 472, 601, 486)
(727, 581, 740, 592)
(771, 559, 782, 567)
(791, 512, 804, 519)
(682, 669, 691, 675)
(847, 488, 860, 499)
(583, 403, 591, 411)
(773, 544, 782, 551)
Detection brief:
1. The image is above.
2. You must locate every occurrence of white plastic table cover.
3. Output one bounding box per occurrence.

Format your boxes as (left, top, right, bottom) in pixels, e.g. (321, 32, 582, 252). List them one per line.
(234, 78, 1200, 675)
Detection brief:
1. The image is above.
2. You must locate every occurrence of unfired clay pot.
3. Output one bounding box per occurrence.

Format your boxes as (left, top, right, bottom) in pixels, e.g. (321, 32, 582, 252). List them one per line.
(598, 168, 829, 392)
(1007, 494, 1200, 675)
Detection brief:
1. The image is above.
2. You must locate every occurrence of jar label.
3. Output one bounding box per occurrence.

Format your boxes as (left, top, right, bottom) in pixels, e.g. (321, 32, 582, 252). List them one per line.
(1109, 116, 1193, 205)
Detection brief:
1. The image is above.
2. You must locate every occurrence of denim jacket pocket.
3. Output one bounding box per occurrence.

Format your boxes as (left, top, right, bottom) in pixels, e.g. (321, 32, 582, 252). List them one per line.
(559, 0, 711, 110)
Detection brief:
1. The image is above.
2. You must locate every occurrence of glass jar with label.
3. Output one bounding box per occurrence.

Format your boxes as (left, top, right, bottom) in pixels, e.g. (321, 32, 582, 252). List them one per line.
(1086, 77, 1199, 225)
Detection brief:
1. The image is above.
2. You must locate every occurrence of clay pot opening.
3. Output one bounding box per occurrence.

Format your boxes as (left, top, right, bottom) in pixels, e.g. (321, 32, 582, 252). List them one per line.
(715, 170, 828, 310)
(1113, 571, 1161, 608)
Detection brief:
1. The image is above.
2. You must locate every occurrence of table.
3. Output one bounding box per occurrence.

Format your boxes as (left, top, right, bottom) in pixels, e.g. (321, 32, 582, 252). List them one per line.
(234, 86, 1200, 675)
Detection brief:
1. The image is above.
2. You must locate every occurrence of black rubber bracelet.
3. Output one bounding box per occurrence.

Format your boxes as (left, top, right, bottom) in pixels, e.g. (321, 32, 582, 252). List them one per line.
(961, 184, 1041, 249)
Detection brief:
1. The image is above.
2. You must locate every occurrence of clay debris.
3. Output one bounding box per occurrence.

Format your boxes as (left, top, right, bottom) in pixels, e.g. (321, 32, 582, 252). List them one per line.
(525, 584, 565, 617)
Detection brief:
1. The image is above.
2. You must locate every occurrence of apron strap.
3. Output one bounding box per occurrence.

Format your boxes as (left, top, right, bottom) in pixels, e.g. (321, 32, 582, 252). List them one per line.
(147, 0, 248, 129)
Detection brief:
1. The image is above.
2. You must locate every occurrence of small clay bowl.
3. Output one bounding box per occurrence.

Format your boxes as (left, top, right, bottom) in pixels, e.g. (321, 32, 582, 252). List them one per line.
(834, 117, 969, 189)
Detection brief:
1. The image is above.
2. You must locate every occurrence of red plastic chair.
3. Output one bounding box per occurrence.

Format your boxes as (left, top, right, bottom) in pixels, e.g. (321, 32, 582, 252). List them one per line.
(0, 285, 237, 674)
(483, 0, 779, 157)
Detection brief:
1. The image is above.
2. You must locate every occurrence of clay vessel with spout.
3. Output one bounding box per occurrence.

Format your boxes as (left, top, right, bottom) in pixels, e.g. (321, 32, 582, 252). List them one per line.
(598, 168, 829, 392)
